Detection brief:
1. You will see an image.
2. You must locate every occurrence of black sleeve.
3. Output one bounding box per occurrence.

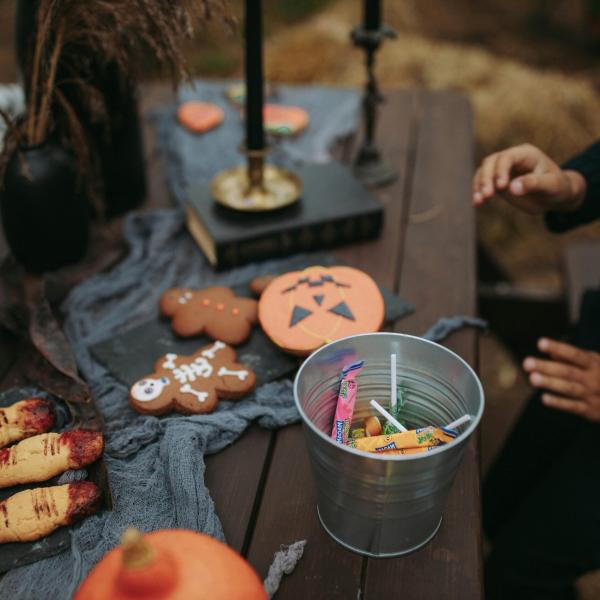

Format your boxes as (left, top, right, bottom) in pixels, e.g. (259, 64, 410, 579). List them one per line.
(545, 140, 600, 232)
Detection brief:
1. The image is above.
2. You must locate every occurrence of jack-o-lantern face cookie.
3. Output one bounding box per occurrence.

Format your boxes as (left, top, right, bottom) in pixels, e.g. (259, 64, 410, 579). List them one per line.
(160, 287, 258, 345)
(129, 341, 256, 415)
(258, 265, 385, 356)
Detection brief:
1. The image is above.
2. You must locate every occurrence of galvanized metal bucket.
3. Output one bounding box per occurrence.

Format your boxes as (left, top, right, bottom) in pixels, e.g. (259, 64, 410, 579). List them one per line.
(293, 332, 485, 557)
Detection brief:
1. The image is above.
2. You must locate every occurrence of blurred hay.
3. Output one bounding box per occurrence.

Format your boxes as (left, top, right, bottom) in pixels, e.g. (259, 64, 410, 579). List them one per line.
(265, 0, 600, 288)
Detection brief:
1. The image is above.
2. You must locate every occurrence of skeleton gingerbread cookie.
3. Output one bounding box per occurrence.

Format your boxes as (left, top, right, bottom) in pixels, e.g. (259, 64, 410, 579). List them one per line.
(160, 287, 258, 345)
(129, 341, 256, 416)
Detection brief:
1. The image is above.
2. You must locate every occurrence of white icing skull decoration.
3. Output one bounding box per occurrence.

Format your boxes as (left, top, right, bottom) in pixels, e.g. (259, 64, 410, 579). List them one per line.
(131, 376, 170, 402)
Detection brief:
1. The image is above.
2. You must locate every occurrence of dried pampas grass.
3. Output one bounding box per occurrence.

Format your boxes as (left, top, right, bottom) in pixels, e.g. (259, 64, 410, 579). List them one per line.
(1, 0, 232, 178)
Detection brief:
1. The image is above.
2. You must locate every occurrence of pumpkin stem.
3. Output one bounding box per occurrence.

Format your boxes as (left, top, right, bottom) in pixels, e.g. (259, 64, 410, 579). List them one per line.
(121, 528, 155, 569)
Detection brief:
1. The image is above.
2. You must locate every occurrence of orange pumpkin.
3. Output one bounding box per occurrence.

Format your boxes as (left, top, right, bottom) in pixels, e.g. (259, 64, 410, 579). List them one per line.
(73, 528, 267, 600)
(258, 265, 385, 356)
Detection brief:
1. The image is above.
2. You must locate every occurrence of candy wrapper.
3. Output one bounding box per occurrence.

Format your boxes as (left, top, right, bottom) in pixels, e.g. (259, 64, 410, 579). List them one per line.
(330, 361, 364, 445)
(349, 426, 457, 453)
(381, 387, 407, 435)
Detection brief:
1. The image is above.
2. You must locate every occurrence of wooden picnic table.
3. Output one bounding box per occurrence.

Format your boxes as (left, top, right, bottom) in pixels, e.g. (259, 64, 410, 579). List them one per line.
(0, 85, 481, 598)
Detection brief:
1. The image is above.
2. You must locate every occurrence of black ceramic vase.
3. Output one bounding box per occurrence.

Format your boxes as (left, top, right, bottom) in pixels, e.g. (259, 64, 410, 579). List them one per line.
(0, 142, 89, 273)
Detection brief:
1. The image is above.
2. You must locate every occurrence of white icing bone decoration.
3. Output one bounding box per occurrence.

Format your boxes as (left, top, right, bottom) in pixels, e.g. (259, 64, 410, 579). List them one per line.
(180, 384, 208, 402)
(217, 366, 248, 381)
(201, 341, 226, 360)
(162, 353, 178, 370)
(173, 357, 213, 383)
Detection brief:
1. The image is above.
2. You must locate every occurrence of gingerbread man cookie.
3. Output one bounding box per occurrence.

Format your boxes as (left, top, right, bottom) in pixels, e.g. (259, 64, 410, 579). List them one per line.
(160, 287, 258, 345)
(129, 341, 256, 415)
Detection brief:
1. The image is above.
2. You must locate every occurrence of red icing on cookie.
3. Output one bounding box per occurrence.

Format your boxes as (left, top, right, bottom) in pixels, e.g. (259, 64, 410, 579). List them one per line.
(21, 398, 56, 433)
(66, 481, 102, 523)
(258, 265, 385, 356)
(61, 430, 104, 468)
(0, 448, 9, 466)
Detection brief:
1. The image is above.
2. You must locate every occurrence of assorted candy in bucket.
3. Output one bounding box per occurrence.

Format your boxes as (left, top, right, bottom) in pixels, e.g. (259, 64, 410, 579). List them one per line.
(330, 354, 470, 455)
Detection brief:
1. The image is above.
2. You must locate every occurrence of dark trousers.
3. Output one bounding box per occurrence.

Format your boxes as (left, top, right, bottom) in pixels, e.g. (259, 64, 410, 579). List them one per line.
(483, 290, 600, 600)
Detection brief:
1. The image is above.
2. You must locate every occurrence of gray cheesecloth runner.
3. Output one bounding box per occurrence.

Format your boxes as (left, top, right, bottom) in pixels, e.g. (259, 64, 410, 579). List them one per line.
(0, 82, 484, 599)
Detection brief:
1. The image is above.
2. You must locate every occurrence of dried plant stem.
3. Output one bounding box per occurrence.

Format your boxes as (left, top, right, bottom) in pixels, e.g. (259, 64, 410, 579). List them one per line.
(27, 0, 56, 143)
(54, 88, 90, 176)
(0, 109, 22, 146)
(34, 19, 65, 144)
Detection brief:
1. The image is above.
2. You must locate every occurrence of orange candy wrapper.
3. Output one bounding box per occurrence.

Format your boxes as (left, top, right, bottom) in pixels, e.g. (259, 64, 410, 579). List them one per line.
(349, 426, 457, 454)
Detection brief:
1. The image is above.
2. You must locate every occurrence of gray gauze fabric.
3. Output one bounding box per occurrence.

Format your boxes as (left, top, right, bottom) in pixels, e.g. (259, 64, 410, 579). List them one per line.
(152, 80, 361, 205)
(1, 83, 361, 599)
(264, 540, 307, 598)
(423, 316, 487, 343)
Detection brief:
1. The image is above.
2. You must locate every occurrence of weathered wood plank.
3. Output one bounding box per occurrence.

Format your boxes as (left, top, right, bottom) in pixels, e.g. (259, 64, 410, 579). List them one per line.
(246, 90, 420, 598)
(205, 426, 272, 554)
(334, 90, 419, 287)
(364, 90, 482, 600)
(246, 423, 363, 598)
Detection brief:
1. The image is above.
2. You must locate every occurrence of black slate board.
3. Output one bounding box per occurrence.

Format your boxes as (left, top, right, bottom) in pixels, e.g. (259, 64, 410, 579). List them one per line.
(0, 387, 111, 574)
(90, 278, 413, 389)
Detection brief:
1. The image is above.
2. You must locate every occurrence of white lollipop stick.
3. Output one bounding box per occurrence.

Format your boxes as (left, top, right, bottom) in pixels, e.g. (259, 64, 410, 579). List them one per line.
(390, 353, 397, 410)
(444, 415, 471, 430)
(370, 399, 408, 433)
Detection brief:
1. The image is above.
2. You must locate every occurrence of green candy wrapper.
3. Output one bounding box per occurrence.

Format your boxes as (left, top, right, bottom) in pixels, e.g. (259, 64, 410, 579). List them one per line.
(382, 387, 407, 434)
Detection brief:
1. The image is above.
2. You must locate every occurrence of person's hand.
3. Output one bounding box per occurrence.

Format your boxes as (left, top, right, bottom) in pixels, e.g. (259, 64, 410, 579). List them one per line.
(472, 144, 586, 214)
(523, 338, 600, 422)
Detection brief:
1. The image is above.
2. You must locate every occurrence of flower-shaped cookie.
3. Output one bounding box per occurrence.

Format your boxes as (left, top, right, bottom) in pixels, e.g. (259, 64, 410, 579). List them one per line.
(160, 287, 258, 345)
(129, 341, 256, 415)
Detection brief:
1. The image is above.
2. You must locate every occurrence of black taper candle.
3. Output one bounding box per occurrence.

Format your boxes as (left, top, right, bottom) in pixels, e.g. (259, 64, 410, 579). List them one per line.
(245, 0, 265, 151)
(364, 0, 381, 31)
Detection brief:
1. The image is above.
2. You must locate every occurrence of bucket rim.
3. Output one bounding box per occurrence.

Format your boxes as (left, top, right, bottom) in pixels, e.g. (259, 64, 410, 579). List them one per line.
(293, 331, 485, 462)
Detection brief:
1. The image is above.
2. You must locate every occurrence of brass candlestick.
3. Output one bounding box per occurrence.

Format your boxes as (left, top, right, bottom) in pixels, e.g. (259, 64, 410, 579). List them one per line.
(211, 149, 301, 212)
(351, 24, 397, 188)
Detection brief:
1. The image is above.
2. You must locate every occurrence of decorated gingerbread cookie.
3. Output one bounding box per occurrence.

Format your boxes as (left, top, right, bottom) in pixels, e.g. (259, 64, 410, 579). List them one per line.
(129, 341, 256, 415)
(160, 287, 258, 345)
(258, 265, 385, 356)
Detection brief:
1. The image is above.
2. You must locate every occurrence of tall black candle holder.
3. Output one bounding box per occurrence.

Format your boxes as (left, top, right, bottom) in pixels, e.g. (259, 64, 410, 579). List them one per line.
(210, 0, 301, 212)
(351, 24, 397, 188)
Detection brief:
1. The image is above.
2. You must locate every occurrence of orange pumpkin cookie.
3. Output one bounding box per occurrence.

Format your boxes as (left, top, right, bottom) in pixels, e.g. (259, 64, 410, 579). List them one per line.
(129, 341, 256, 415)
(258, 265, 385, 356)
(160, 287, 258, 345)
(177, 101, 224, 134)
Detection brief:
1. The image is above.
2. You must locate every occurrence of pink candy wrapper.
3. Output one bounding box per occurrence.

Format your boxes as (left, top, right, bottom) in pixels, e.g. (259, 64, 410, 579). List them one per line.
(330, 361, 364, 444)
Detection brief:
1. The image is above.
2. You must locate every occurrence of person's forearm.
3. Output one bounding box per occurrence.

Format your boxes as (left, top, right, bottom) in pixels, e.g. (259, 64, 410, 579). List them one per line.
(546, 141, 600, 232)
(558, 169, 587, 213)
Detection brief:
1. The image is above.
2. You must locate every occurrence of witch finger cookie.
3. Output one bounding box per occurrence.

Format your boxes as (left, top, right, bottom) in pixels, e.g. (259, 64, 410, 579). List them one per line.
(129, 341, 256, 415)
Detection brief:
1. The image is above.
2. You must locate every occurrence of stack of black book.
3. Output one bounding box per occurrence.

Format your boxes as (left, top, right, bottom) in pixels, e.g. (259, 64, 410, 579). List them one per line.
(186, 162, 384, 270)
